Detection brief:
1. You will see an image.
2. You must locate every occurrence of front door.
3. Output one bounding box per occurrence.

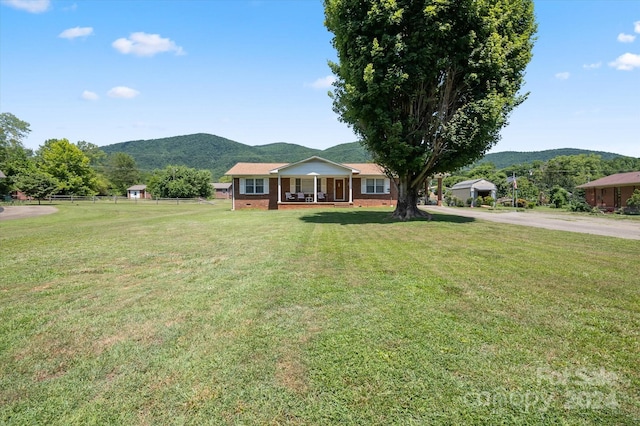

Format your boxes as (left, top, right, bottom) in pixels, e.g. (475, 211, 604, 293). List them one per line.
(335, 179, 344, 200)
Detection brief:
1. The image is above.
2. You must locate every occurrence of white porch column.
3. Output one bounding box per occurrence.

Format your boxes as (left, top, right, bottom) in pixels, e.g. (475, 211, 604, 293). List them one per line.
(349, 174, 353, 203)
(313, 175, 318, 202)
(277, 175, 282, 203)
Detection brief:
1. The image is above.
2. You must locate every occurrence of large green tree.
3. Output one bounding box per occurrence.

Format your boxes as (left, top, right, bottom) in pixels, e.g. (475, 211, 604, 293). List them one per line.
(14, 167, 59, 205)
(107, 152, 141, 195)
(324, 0, 536, 219)
(147, 165, 212, 199)
(0, 112, 33, 195)
(37, 139, 99, 195)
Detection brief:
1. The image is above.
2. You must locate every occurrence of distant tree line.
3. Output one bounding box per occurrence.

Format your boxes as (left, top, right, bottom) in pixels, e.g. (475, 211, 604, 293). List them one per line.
(0, 113, 212, 203)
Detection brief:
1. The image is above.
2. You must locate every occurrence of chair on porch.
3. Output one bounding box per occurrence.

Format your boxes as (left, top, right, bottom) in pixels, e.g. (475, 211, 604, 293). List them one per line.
(285, 192, 296, 201)
(317, 192, 326, 201)
(297, 192, 305, 201)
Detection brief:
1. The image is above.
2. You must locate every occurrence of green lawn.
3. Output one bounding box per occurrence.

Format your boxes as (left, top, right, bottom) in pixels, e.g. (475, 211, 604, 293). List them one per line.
(1, 202, 638, 425)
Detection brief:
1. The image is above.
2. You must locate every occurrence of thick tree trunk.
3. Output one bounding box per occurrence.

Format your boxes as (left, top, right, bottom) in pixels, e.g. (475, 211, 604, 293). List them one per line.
(392, 176, 431, 221)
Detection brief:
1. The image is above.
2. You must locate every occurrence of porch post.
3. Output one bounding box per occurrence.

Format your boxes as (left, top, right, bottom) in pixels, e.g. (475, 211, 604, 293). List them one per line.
(277, 175, 282, 203)
(349, 174, 353, 203)
(313, 175, 318, 203)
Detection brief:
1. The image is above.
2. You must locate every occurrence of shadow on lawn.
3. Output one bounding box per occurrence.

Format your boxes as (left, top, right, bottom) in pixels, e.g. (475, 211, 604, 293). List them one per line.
(299, 210, 475, 225)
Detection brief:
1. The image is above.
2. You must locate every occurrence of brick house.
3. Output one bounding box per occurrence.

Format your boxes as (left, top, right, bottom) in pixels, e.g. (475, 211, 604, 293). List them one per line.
(576, 171, 640, 211)
(225, 156, 397, 210)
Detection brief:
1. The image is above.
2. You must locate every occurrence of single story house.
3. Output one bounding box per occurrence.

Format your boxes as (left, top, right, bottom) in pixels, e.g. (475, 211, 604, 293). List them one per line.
(576, 171, 640, 211)
(450, 179, 497, 206)
(225, 156, 397, 210)
(127, 184, 152, 199)
(212, 182, 232, 199)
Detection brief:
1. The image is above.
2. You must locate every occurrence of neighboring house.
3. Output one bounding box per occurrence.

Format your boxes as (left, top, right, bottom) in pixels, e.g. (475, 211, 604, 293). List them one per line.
(225, 156, 397, 210)
(576, 171, 640, 211)
(127, 184, 151, 199)
(212, 182, 232, 199)
(450, 179, 497, 206)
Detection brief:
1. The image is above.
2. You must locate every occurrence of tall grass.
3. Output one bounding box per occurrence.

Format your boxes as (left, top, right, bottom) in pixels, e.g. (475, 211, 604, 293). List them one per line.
(1, 202, 638, 424)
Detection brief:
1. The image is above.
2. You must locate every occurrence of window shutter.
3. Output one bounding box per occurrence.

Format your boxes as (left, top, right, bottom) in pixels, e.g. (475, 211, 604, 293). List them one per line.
(239, 178, 246, 195)
(385, 178, 391, 193)
(262, 178, 269, 194)
(361, 178, 367, 194)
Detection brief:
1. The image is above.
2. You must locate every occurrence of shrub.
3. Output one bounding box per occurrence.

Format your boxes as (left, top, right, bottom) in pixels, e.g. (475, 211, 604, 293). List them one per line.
(475, 196, 484, 207)
(627, 189, 640, 209)
(569, 201, 591, 212)
(483, 196, 495, 206)
(466, 197, 474, 207)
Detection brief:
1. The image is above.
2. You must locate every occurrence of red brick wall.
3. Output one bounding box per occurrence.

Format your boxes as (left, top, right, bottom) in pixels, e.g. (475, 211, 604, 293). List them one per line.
(351, 177, 397, 207)
(232, 177, 278, 210)
(585, 185, 639, 209)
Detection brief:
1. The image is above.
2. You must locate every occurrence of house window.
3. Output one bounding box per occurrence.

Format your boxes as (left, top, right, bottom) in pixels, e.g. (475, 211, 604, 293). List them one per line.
(241, 178, 266, 194)
(246, 178, 264, 194)
(295, 178, 319, 193)
(364, 178, 387, 194)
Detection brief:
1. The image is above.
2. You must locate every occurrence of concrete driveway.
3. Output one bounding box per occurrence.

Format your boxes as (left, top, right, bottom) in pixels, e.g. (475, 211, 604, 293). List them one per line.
(427, 206, 640, 240)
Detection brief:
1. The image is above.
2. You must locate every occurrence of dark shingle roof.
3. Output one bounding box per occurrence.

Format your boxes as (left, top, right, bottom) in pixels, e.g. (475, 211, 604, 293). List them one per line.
(576, 171, 640, 188)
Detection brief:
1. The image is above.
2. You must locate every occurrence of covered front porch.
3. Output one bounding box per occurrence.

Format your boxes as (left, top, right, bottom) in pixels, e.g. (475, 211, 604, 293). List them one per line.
(272, 158, 358, 206)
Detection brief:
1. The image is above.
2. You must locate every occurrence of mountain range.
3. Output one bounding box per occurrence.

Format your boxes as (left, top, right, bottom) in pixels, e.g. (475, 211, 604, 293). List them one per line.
(100, 133, 632, 180)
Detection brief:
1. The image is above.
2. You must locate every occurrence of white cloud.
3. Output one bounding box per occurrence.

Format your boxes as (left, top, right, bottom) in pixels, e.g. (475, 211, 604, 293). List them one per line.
(81, 90, 99, 101)
(107, 86, 140, 99)
(0, 0, 50, 13)
(308, 75, 336, 89)
(555, 72, 570, 80)
(59, 26, 93, 39)
(583, 62, 602, 70)
(609, 53, 640, 71)
(617, 33, 636, 43)
(635, 21, 640, 34)
(112, 32, 185, 57)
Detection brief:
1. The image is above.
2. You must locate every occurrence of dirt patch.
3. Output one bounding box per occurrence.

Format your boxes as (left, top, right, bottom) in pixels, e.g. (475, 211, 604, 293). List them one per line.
(0, 205, 58, 221)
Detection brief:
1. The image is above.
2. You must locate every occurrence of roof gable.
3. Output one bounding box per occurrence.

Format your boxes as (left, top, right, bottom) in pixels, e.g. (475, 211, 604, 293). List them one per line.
(451, 179, 496, 190)
(273, 156, 359, 176)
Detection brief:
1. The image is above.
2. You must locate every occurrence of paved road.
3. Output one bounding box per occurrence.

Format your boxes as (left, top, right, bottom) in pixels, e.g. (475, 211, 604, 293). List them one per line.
(0, 205, 58, 221)
(427, 206, 640, 240)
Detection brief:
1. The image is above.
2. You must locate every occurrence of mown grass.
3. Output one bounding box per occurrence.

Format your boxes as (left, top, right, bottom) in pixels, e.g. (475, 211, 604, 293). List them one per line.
(1, 202, 638, 424)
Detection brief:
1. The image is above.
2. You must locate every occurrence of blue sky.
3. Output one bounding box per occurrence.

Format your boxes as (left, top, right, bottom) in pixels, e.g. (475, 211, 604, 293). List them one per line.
(1, 0, 639, 158)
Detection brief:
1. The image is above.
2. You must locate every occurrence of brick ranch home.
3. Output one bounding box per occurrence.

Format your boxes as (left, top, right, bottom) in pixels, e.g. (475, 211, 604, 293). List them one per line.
(576, 170, 640, 211)
(225, 156, 398, 210)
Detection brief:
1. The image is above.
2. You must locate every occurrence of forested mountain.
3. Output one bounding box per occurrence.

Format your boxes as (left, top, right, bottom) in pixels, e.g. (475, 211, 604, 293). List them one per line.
(101, 133, 634, 181)
(101, 134, 371, 180)
(475, 148, 625, 169)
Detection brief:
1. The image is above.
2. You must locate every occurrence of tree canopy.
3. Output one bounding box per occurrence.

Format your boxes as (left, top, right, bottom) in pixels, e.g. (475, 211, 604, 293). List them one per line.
(37, 139, 99, 195)
(147, 165, 212, 199)
(324, 0, 536, 219)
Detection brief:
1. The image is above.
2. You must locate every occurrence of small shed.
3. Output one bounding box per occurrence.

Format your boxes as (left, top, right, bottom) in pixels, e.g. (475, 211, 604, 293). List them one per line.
(450, 179, 497, 206)
(127, 184, 151, 199)
(212, 182, 232, 199)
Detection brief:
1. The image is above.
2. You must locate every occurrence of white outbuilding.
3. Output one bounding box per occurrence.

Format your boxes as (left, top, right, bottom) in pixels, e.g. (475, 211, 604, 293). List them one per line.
(450, 179, 497, 206)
